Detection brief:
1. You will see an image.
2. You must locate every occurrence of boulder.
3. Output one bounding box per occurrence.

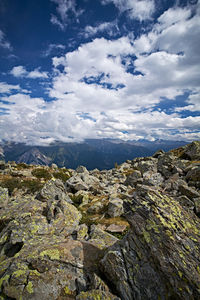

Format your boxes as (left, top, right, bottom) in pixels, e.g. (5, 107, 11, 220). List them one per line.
(0, 237, 104, 300)
(0, 187, 9, 207)
(143, 171, 164, 186)
(89, 225, 118, 250)
(76, 165, 89, 174)
(183, 141, 200, 160)
(107, 198, 124, 217)
(51, 163, 58, 169)
(152, 149, 165, 158)
(186, 166, 200, 182)
(38, 179, 72, 203)
(46, 199, 82, 236)
(179, 183, 200, 200)
(176, 195, 194, 210)
(133, 157, 157, 175)
(101, 188, 200, 300)
(66, 175, 89, 192)
(87, 201, 105, 214)
(124, 170, 142, 187)
(106, 224, 127, 233)
(194, 197, 200, 216)
(0, 160, 6, 170)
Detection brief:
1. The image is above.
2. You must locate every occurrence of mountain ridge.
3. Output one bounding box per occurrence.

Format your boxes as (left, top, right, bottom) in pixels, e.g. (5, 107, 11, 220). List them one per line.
(0, 139, 187, 170)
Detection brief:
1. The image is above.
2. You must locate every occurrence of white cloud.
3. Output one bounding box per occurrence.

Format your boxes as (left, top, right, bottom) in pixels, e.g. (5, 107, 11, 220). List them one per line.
(50, 0, 84, 30)
(10, 66, 48, 79)
(27, 69, 48, 79)
(1, 4, 200, 144)
(101, 0, 155, 21)
(83, 21, 119, 38)
(43, 43, 65, 57)
(0, 29, 12, 50)
(0, 82, 20, 94)
(10, 66, 27, 77)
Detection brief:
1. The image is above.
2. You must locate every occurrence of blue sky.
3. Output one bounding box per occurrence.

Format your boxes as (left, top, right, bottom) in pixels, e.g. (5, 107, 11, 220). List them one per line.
(0, 0, 200, 145)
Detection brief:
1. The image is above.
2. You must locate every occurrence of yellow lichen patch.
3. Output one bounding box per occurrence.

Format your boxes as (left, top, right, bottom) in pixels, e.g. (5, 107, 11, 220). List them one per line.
(0, 274, 10, 289)
(142, 230, 151, 243)
(29, 270, 41, 277)
(178, 271, 183, 278)
(12, 269, 27, 278)
(77, 290, 112, 300)
(0, 233, 8, 244)
(146, 219, 160, 234)
(26, 281, 34, 294)
(30, 224, 40, 235)
(64, 286, 74, 296)
(197, 266, 200, 275)
(40, 248, 60, 260)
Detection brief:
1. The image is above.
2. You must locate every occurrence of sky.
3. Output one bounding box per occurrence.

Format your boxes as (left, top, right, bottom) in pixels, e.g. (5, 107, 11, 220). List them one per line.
(0, 0, 200, 145)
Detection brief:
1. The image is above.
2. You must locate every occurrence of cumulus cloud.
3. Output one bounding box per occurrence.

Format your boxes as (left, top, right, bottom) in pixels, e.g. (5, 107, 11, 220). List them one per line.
(50, 0, 84, 30)
(101, 0, 155, 21)
(1, 4, 200, 144)
(10, 66, 27, 77)
(83, 21, 119, 38)
(10, 66, 48, 79)
(0, 29, 12, 50)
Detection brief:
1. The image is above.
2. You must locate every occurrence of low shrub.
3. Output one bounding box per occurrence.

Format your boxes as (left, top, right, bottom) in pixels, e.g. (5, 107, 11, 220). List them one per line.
(0, 177, 43, 195)
(16, 163, 31, 170)
(31, 168, 51, 180)
(0, 178, 22, 195)
(22, 179, 43, 194)
(70, 194, 83, 207)
(53, 169, 71, 182)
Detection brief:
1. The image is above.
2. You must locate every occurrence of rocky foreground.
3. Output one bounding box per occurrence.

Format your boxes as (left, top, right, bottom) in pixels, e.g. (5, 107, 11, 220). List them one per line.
(0, 141, 200, 300)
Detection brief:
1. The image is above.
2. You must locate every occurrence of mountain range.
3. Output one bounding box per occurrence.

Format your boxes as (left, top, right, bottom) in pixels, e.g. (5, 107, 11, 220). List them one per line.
(0, 139, 187, 170)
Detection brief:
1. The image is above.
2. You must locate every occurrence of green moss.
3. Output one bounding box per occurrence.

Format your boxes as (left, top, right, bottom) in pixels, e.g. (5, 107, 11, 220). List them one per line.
(26, 281, 33, 294)
(40, 249, 60, 260)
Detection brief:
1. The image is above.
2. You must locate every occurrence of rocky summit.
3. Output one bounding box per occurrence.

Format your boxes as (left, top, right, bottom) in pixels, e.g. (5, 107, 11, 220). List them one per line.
(0, 141, 200, 300)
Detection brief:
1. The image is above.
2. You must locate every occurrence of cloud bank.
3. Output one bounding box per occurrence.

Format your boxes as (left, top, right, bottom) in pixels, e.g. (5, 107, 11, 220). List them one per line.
(0, 2, 200, 145)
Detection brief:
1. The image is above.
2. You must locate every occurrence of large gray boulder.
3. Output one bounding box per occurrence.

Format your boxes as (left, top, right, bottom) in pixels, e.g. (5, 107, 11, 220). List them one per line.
(37, 179, 72, 203)
(101, 188, 200, 300)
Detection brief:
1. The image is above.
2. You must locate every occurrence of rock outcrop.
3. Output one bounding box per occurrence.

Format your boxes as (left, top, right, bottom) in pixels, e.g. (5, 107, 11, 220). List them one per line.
(0, 141, 199, 299)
